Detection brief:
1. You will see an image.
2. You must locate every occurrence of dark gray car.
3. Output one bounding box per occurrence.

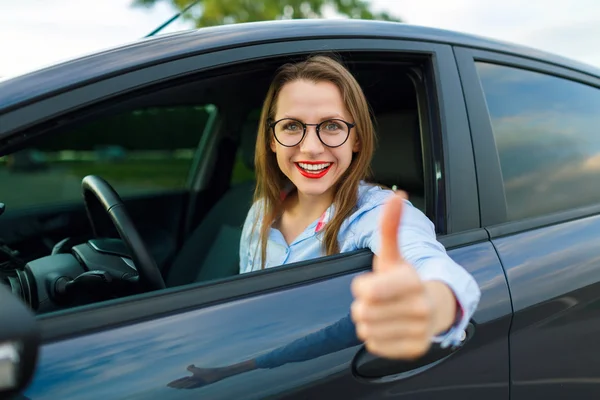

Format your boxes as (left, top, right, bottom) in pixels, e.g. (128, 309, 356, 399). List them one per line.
(1, 19, 600, 400)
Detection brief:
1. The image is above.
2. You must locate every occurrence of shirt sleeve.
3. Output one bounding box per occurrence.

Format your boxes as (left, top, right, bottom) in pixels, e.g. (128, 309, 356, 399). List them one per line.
(254, 313, 361, 369)
(239, 201, 260, 274)
(354, 198, 481, 349)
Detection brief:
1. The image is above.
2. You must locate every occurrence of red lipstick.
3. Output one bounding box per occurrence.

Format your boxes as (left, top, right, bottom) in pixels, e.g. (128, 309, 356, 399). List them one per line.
(295, 161, 333, 179)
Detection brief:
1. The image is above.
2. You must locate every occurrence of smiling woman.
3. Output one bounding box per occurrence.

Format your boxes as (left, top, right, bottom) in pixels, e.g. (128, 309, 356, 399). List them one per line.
(270, 80, 360, 197)
(239, 54, 480, 361)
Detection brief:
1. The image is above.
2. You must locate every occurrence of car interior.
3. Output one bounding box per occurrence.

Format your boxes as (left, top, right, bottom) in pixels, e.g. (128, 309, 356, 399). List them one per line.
(0, 51, 436, 315)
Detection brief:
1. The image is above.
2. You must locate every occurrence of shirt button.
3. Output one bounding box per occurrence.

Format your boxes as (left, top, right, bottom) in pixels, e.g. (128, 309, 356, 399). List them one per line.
(459, 330, 467, 342)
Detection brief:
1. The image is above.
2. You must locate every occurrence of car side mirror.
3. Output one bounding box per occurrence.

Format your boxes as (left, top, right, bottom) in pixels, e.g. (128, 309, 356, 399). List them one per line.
(0, 282, 40, 399)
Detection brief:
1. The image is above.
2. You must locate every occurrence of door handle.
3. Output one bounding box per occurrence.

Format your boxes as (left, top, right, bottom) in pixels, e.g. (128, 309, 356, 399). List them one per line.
(352, 322, 475, 381)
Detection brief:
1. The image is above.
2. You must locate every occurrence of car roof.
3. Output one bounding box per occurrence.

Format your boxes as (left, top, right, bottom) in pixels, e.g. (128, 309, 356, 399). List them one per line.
(1, 19, 599, 113)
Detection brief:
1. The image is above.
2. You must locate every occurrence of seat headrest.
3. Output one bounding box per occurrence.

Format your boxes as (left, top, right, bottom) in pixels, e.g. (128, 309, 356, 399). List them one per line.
(370, 112, 423, 193)
(240, 119, 259, 170)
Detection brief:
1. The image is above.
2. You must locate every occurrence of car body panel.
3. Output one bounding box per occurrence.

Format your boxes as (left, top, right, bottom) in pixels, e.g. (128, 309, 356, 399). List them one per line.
(456, 45, 600, 400)
(493, 214, 600, 400)
(24, 242, 510, 400)
(1, 19, 599, 115)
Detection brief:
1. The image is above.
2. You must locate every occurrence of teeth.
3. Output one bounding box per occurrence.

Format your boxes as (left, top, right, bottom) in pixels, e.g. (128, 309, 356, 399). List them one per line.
(298, 162, 331, 172)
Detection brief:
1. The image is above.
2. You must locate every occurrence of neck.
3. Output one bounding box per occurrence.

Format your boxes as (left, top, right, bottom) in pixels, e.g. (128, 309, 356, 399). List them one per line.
(288, 188, 334, 222)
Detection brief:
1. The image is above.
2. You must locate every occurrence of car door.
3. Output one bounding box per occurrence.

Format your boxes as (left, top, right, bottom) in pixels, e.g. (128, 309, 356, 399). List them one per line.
(456, 47, 600, 400)
(3, 36, 511, 399)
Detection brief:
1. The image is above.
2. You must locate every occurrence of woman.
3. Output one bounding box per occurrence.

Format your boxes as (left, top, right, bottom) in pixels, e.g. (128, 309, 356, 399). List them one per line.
(168, 55, 480, 389)
(241, 54, 479, 352)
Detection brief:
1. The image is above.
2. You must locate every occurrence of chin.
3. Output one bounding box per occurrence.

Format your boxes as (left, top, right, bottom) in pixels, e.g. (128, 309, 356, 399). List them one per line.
(296, 185, 331, 197)
(281, 163, 343, 198)
(291, 175, 336, 197)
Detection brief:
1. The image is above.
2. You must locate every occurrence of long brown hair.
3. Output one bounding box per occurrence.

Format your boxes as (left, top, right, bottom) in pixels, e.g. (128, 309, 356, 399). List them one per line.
(253, 54, 376, 268)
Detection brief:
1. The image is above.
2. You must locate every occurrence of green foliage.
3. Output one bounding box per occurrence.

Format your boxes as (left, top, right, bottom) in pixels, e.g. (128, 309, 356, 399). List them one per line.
(133, 0, 401, 28)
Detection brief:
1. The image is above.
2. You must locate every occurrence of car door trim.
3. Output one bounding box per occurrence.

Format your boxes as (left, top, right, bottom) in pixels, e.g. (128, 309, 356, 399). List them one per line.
(487, 204, 600, 239)
(37, 229, 488, 343)
(429, 45, 479, 233)
(37, 249, 375, 343)
(453, 47, 508, 228)
(1, 39, 442, 138)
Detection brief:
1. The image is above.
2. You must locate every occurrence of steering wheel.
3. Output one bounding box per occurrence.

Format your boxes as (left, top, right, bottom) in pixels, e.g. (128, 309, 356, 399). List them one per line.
(81, 175, 166, 291)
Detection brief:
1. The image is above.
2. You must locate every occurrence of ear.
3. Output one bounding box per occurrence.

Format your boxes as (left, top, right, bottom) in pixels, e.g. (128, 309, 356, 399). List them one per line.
(352, 135, 360, 153)
(270, 136, 277, 153)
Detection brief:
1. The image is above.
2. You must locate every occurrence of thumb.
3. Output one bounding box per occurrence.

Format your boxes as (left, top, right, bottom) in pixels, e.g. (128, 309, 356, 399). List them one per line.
(373, 193, 406, 272)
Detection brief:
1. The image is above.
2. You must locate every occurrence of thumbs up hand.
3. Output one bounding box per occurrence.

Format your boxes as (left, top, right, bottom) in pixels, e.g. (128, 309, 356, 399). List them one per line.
(350, 193, 457, 360)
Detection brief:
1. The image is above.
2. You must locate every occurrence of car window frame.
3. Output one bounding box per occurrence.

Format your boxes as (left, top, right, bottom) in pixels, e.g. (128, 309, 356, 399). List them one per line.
(454, 46, 600, 237)
(0, 39, 478, 236)
(0, 37, 480, 342)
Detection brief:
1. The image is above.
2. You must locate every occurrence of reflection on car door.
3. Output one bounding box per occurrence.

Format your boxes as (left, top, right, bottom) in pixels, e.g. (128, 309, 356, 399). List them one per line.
(24, 239, 509, 400)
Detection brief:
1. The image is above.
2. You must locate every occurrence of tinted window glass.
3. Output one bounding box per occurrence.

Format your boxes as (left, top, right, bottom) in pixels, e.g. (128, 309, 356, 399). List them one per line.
(476, 62, 600, 220)
(0, 105, 216, 209)
(230, 109, 260, 185)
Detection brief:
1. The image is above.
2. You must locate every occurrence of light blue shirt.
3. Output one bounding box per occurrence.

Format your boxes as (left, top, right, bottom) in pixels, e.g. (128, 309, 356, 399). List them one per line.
(239, 181, 481, 349)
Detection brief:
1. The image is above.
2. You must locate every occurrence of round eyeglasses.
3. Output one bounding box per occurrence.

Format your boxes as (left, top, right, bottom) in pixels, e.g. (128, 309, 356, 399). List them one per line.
(269, 118, 356, 148)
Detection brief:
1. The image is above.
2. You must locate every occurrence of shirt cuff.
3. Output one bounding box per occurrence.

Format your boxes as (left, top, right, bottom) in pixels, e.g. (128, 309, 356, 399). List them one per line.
(416, 258, 481, 349)
(431, 297, 464, 348)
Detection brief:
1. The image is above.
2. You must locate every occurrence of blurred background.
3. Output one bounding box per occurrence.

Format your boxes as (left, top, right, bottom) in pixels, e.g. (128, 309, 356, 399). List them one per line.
(0, 0, 599, 210)
(2, 0, 600, 79)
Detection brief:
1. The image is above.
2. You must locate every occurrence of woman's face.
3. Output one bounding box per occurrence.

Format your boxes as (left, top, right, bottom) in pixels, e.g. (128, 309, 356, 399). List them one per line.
(270, 79, 360, 200)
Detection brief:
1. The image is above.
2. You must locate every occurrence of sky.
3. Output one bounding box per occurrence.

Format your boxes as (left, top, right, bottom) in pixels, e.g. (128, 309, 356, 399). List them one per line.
(1, 0, 600, 78)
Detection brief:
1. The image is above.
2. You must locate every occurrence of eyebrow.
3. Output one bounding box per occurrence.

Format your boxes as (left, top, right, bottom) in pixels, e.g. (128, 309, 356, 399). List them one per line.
(281, 113, 347, 121)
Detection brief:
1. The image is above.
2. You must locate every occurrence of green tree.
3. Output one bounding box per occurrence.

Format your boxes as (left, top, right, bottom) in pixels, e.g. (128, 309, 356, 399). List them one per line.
(133, 0, 401, 28)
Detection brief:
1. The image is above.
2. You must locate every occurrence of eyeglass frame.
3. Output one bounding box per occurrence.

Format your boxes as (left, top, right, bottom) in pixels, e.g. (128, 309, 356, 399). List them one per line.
(268, 118, 356, 148)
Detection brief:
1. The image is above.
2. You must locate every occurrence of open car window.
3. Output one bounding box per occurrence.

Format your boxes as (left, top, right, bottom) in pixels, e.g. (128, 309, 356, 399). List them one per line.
(0, 51, 441, 318)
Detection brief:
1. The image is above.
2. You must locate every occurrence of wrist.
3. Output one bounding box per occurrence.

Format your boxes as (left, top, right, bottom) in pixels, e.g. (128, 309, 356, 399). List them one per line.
(424, 280, 457, 335)
(226, 359, 258, 376)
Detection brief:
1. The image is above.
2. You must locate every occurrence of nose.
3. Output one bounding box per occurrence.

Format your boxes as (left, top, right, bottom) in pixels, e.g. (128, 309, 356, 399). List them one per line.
(299, 125, 324, 155)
